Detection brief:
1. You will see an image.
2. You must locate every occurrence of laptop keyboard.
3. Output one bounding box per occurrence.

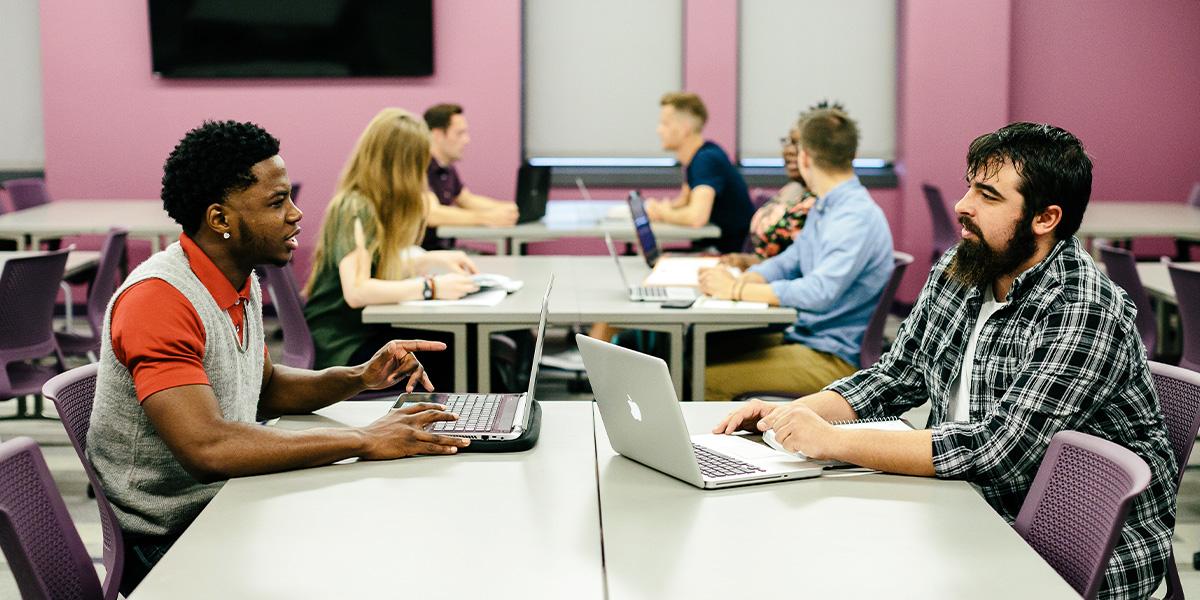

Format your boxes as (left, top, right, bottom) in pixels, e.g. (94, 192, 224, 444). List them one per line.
(430, 394, 502, 432)
(693, 444, 765, 478)
(637, 286, 669, 299)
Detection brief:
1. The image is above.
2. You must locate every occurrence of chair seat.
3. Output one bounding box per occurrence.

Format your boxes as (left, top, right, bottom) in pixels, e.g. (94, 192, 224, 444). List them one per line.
(55, 331, 100, 355)
(3, 362, 64, 397)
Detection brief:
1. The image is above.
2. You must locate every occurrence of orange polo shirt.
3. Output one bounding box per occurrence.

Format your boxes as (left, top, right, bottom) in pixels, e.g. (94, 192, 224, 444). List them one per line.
(111, 234, 261, 402)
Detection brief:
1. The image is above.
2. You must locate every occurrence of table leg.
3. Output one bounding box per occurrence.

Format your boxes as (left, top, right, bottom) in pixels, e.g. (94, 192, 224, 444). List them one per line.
(690, 324, 776, 402)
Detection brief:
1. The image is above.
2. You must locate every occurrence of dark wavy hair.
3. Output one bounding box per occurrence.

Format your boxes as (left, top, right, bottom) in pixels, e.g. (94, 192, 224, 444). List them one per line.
(161, 120, 280, 235)
(965, 122, 1092, 240)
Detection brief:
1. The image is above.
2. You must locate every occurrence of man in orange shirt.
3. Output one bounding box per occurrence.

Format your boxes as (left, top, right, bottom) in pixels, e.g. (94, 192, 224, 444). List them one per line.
(87, 120, 468, 594)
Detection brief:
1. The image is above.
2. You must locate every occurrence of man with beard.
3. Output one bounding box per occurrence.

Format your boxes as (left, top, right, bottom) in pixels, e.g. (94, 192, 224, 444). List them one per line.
(89, 120, 469, 594)
(714, 122, 1176, 600)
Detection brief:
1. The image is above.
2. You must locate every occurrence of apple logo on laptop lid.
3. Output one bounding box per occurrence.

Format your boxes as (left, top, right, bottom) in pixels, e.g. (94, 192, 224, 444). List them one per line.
(626, 395, 642, 422)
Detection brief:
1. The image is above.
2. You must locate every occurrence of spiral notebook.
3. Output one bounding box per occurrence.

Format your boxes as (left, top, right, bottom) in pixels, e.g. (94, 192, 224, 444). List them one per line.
(763, 417, 912, 466)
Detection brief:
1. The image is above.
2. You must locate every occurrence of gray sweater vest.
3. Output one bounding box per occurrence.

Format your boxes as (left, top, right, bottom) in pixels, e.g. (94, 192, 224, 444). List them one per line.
(87, 242, 264, 538)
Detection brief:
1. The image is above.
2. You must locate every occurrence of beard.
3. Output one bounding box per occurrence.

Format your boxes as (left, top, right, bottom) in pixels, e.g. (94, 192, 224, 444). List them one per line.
(946, 211, 1038, 290)
(237, 219, 293, 267)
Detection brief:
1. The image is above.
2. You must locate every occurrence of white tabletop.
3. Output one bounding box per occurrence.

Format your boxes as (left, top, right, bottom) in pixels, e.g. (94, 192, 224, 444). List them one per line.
(1136, 261, 1200, 304)
(129, 401, 604, 600)
(1078, 201, 1200, 240)
(0, 249, 100, 279)
(437, 200, 721, 253)
(0, 200, 179, 250)
(595, 402, 1078, 599)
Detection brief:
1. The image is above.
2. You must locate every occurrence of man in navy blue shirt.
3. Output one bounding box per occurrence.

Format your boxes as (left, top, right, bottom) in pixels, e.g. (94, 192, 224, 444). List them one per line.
(699, 106, 894, 399)
(645, 92, 753, 253)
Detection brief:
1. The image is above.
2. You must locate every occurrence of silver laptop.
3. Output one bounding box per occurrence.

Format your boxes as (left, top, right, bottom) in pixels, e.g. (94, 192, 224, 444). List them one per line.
(577, 334, 822, 488)
(604, 232, 698, 303)
(392, 277, 553, 441)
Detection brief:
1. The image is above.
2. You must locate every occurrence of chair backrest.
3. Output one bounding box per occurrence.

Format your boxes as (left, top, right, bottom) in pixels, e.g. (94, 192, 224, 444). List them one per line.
(85, 229, 129, 338)
(4, 177, 52, 211)
(860, 251, 914, 368)
(0, 437, 104, 600)
(1148, 361, 1200, 489)
(1187, 181, 1200, 208)
(1168, 264, 1200, 371)
(921, 183, 958, 263)
(258, 263, 315, 369)
(0, 249, 70, 354)
(42, 363, 123, 599)
(1013, 430, 1152, 599)
(1098, 245, 1157, 356)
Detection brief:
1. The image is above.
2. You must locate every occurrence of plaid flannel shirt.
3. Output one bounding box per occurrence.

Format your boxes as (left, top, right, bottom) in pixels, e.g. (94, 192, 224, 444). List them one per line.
(828, 237, 1176, 600)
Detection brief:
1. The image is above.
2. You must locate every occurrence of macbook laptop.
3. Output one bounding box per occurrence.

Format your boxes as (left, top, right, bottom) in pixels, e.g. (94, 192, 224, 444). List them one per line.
(604, 232, 697, 302)
(515, 163, 552, 224)
(392, 277, 553, 441)
(577, 334, 822, 489)
(626, 190, 662, 267)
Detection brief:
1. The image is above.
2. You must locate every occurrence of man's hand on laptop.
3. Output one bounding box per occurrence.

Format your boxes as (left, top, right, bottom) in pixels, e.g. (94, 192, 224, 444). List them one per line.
(361, 402, 470, 458)
(759, 403, 838, 460)
(358, 339, 447, 393)
(712, 399, 781, 435)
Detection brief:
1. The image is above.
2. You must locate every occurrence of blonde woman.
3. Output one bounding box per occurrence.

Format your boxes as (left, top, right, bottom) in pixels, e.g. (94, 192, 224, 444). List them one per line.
(305, 108, 478, 373)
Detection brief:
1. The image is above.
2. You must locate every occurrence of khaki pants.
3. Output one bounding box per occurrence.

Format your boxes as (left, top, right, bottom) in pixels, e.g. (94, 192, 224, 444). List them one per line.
(704, 333, 858, 401)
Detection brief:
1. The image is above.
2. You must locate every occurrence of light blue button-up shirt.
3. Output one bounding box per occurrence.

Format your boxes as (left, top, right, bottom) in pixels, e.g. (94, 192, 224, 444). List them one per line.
(748, 176, 894, 366)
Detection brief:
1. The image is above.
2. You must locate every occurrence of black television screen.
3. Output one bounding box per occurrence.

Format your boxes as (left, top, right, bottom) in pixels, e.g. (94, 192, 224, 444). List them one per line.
(148, 0, 433, 78)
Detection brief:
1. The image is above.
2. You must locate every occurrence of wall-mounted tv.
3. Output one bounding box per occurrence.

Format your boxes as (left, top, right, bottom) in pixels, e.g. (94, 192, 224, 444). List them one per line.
(148, 0, 433, 78)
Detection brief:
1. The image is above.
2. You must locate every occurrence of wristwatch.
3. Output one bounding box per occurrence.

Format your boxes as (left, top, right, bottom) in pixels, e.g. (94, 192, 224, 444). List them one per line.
(423, 277, 434, 300)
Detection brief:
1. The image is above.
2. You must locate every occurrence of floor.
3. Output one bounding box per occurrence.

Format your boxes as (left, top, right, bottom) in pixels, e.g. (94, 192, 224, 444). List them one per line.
(2, 322, 1199, 598)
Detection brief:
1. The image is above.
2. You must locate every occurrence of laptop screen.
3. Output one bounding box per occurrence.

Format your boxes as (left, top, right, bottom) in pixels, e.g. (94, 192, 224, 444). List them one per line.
(525, 275, 553, 399)
(627, 191, 660, 267)
(603, 232, 634, 291)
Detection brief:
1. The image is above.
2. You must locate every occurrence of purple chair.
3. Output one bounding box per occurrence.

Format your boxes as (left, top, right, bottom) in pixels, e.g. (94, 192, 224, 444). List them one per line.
(56, 229, 128, 360)
(922, 183, 959, 264)
(0, 249, 70, 419)
(0, 437, 105, 600)
(1149, 361, 1200, 599)
(1013, 430, 1152, 600)
(733, 251, 912, 402)
(3, 177, 51, 211)
(42, 363, 124, 599)
(1168, 264, 1200, 372)
(1099, 245, 1157, 357)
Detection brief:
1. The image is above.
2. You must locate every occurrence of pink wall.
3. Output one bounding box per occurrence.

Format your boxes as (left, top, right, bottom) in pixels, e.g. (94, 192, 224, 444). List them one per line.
(39, 0, 522, 280)
(683, 0, 738, 157)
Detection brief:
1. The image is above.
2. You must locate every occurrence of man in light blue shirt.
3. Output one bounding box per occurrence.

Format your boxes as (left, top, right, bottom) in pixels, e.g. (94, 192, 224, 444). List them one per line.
(699, 106, 894, 400)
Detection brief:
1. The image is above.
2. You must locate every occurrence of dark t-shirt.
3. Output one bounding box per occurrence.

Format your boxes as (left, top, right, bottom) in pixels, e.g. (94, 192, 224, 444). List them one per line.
(423, 160, 464, 249)
(685, 141, 753, 253)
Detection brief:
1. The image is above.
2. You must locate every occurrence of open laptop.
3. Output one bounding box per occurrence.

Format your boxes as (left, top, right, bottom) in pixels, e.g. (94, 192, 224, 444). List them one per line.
(392, 277, 553, 441)
(604, 232, 697, 302)
(577, 334, 822, 488)
(626, 190, 663, 267)
(515, 163, 552, 224)
(627, 190, 724, 288)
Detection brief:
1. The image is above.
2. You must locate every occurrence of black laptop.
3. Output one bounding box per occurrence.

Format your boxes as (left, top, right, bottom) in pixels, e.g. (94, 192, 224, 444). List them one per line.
(515, 163, 552, 224)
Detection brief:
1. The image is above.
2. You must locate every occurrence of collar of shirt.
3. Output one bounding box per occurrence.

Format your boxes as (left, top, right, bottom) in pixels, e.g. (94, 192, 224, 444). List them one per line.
(428, 159, 453, 178)
(179, 233, 252, 311)
(811, 176, 864, 215)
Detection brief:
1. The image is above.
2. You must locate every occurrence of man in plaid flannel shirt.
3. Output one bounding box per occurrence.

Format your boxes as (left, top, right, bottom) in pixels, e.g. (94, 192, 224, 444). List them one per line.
(716, 122, 1176, 599)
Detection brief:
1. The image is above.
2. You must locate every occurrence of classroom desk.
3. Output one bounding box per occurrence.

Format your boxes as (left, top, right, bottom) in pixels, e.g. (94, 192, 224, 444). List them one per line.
(362, 256, 794, 399)
(1136, 261, 1200, 304)
(0, 199, 179, 251)
(595, 402, 1079, 599)
(1078, 201, 1200, 242)
(437, 200, 721, 254)
(0, 249, 100, 279)
(129, 401, 605, 600)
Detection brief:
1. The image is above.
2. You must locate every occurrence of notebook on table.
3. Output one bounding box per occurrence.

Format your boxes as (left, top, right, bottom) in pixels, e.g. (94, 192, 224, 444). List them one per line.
(763, 417, 913, 466)
(603, 232, 696, 302)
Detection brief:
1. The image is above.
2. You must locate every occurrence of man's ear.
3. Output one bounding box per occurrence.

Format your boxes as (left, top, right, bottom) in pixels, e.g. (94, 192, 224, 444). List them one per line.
(1033, 204, 1063, 237)
(204, 202, 231, 238)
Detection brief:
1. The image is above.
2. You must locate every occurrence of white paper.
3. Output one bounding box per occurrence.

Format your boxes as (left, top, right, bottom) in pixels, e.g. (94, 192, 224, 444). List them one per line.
(642, 257, 722, 287)
(402, 288, 508, 307)
(697, 298, 769, 310)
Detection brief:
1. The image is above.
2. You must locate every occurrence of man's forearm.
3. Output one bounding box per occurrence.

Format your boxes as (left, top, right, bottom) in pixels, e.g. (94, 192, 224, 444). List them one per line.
(456, 190, 505, 210)
(182, 421, 369, 483)
(427, 202, 488, 226)
(259, 364, 365, 417)
(830, 429, 935, 476)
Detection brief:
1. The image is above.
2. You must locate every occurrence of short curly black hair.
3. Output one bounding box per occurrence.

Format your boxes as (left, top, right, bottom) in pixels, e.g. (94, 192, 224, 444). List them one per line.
(161, 120, 280, 235)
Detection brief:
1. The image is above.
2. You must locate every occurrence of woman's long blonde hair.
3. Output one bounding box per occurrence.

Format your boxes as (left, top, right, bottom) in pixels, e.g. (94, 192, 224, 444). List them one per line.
(307, 108, 430, 294)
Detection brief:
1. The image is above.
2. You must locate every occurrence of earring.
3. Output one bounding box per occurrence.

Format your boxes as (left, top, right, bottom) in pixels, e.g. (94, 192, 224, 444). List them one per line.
(223, 232, 231, 240)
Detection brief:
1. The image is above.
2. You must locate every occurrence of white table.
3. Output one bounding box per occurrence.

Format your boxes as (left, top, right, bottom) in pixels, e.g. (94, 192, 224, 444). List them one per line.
(0, 199, 179, 251)
(1136, 261, 1200, 304)
(438, 200, 721, 255)
(1078, 201, 1200, 242)
(362, 256, 795, 399)
(0, 249, 100, 279)
(595, 403, 1079, 599)
(129, 401, 605, 600)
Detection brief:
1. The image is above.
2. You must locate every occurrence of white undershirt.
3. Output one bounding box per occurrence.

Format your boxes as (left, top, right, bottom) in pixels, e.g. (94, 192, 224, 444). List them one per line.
(947, 286, 1009, 422)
